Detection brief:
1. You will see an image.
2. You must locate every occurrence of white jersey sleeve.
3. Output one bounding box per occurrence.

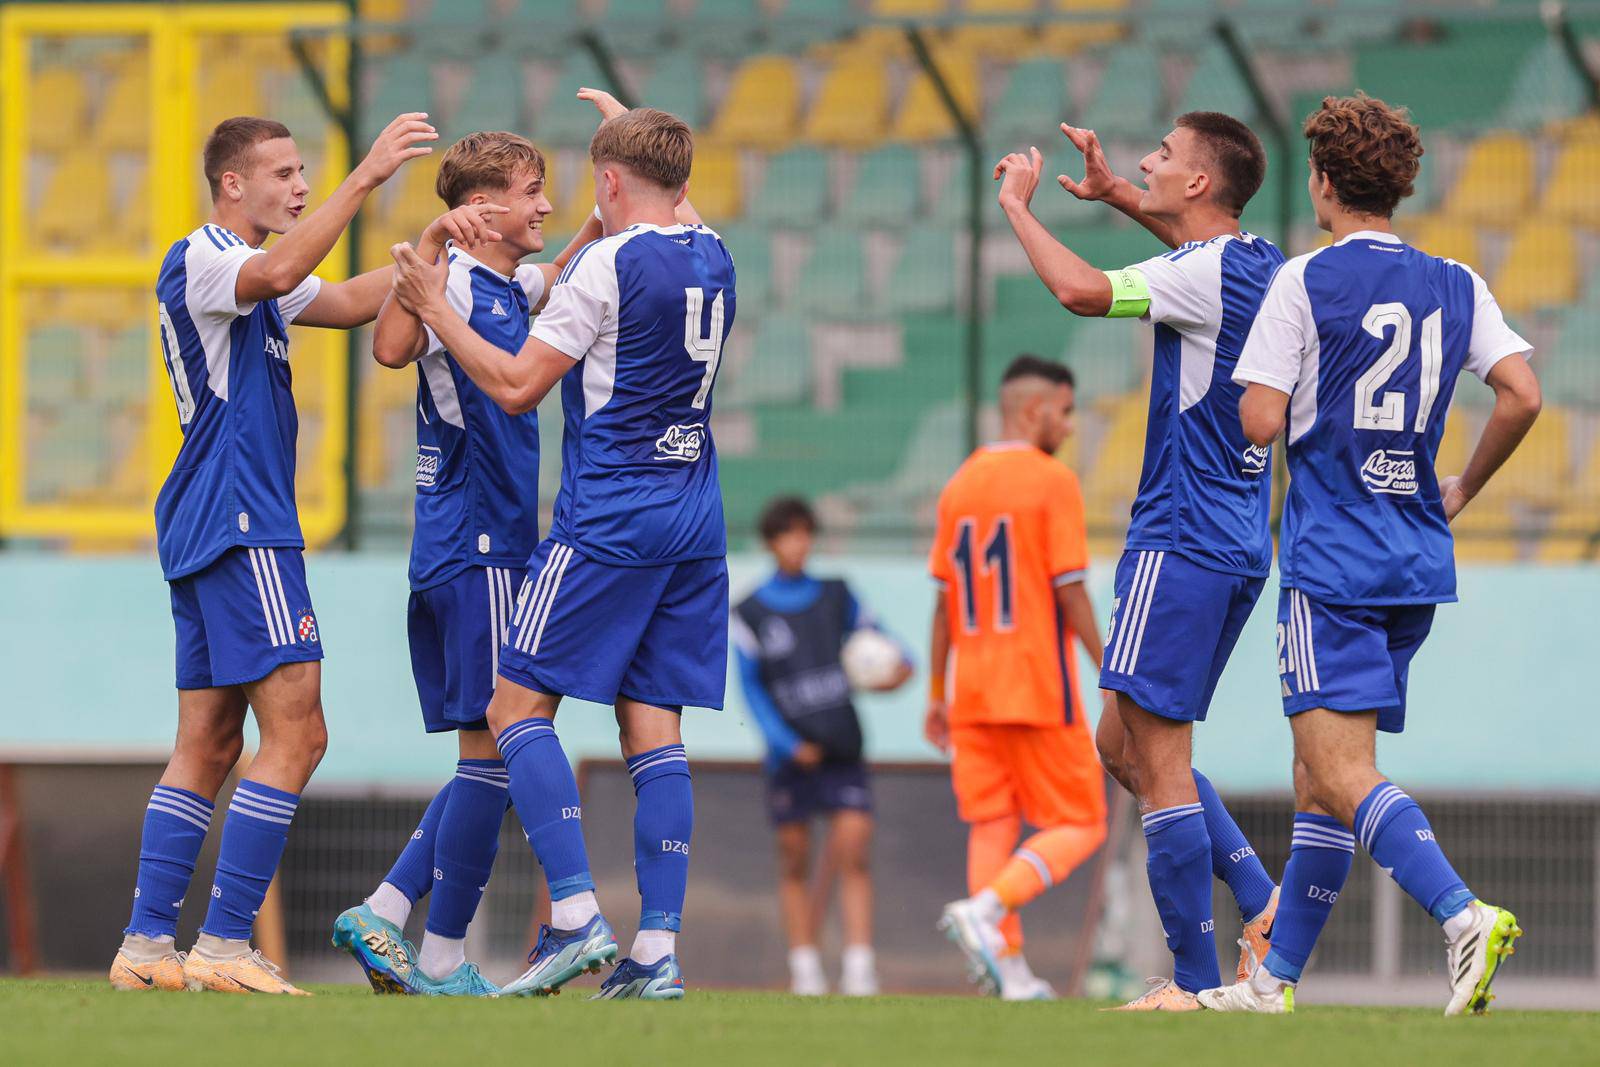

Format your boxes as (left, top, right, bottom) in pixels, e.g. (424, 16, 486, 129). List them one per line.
(1460, 264, 1532, 381)
(185, 227, 266, 319)
(276, 275, 323, 326)
(530, 241, 619, 362)
(515, 263, 548, 305)
(1129, 243, 1223, 332)
(1235, 254, 1314, 394)
(422, 258, 481, 358)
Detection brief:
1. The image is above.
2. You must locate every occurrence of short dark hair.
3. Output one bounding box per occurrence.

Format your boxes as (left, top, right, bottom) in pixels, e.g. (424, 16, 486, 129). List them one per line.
(1175, 111, 1266, 218)
(1302, 94, 1423, 219)
(758, 496, 817, 542)
(1002, 354, 1075, 389)
(203, 116, 292, 198)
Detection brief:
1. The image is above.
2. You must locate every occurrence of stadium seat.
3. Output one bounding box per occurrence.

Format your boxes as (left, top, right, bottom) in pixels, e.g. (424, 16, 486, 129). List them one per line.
(747, 148, 830, 227)
(27, 326, 89, 410)
(1175, 42, 1256, 122)
(1077, 43, 1165, 139)
(712, 56, 802, 149)
(795, 228, 871, 320)
(688, 146, 742, 224)
(1443, 133, 1535, 226)
(871, 0, 947, 12)
(1496, 38, 1589, 131)
(884, 230, 959, 314)
(30, 68, 88, 152)
(713, 224, 772, 312)
(1082, 389, 1147, 523)
(804, 55, 891, 148)
(986, 58, 1071, 148)
(641, 53, 706, 128)
(720, 313, 813, 409)
(1491, 219, 1577, 315)
(1404, 216, 1482, 270)
(839, 145, 923, 228)
(1478, 405, 1571, 508)
(96, 63, 151, 153)
(1546, 310, 1600, 406)
(105, 325, 153, 406)
(533, 54, 609, 146)
(892, 46, 981, 143)
(1353, 22, 1545, 132)
(35, 151, 111, 250)
(1541, 140, 1600, 230)
(1038, 0, 1129, 55)
(450, 56, 525, 135)
(367, 51, 437, 129)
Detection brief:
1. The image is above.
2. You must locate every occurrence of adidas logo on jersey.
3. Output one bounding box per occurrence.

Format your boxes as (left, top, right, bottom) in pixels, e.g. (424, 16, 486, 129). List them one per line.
(491, 299, 507, 317)
(654, 422, 706, 462)
(1360, 448, 1419, 496)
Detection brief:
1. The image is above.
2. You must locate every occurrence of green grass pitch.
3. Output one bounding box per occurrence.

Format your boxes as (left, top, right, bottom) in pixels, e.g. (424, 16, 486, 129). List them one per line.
(3, 980, 1598, 1066)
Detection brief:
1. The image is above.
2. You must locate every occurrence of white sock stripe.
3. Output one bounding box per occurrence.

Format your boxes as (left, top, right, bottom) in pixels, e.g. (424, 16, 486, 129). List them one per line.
(228, 796, 297, 822)
(528, 546, 573, 657)
(1111, 551, 1153, 674)
(1292, 821, 1355, 842)
(248, 549, 285, 646)
(232, 787, 298, 814)
(228, 807, 293, 826)
(148, 796, 213, 824)
(1293, 826, 1356, 845)
(1125, 551, 1164, 675)
(152, 787, 214, 817)
(627, 751, 690, 778)
(518, 545, 569, 651)
(1292, 835, 1356, 853)
(497, 719, 553, 750)
(455, 770, 511, 788)
(147, 800, 213, 831)
(1358, 786, 1407, 850)
(1017, 848, 1054, 889)
(1141, 801, 1203, 831)
(264, 549, 295, 644)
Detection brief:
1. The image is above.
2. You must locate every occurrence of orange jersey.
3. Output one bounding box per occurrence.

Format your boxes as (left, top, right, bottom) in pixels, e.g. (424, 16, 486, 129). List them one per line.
(929, 443, 1091, 729)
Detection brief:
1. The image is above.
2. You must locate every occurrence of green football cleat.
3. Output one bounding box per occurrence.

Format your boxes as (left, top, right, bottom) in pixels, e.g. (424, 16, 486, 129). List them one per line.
(1445, 900, 1522, 1017)
(331, 902, 417, 995)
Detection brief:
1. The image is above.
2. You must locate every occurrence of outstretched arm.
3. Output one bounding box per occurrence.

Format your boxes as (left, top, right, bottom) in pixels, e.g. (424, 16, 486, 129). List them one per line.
(996, 148, 1113, 317)
(372, 203, 511, 367)
(1058, 124, 1178, 250)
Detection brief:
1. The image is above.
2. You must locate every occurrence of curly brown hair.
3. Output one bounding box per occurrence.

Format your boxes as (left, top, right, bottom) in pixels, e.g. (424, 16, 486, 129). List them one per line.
(1302, 93, 1423, 218)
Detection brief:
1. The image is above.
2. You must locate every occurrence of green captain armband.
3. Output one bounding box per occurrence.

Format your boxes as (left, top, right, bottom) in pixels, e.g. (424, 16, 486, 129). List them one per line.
(1104, 267, 1151, 318)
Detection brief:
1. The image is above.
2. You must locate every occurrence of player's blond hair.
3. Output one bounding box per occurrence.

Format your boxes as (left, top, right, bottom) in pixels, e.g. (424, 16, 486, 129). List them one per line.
(1303, 94, 1423, 219)
(435, 132, 547, 208)
(589, 108, 693, 191)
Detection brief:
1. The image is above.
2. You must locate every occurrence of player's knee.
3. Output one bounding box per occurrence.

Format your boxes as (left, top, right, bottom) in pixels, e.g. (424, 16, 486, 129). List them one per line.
(777, 842, 809, 882)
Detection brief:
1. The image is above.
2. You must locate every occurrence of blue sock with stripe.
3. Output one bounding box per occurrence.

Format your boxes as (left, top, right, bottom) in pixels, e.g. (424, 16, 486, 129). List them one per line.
(1355, 782, 1473, 925)
(426, 759, 509, 939)
(628, 744, 693, 933)
(125, 785, 214, 939)
(1262, 813, 1354, 982)
(384, 781, 452, 903)
(496, 717, 594, 903)
(1193, 769, 1275, 921)
(201, 781, 298, 941)
(1141, 803, 1220, 993)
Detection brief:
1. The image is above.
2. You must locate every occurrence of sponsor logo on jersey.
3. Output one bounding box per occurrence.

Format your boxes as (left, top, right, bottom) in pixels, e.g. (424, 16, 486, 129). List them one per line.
(415, 445, 441, 488)
(265, 337, 288, 362)
(654, 423, 706, 462)
(1241, 443, 1270, 476)
(1360, 448, 1418, 495)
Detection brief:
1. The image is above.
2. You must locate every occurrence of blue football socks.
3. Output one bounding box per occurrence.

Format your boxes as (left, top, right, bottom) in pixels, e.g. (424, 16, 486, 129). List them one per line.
(1262, 813, 1355, 983)
(1141, 802, 1220, 993)
(201, 780, 298, 941)
(426, 759, 509, 939)
(125, 785, 214, 940)
(627, 744, 693, 932)
(1356, 782, 1474, 925)
(1193, 769, 1275, 921)
(384, 780, 453, 904)
(497, 717, 595, 902)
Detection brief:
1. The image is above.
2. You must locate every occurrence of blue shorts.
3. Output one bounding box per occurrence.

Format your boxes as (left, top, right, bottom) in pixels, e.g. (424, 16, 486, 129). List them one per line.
(766, 761, 874, 826)
(498, 540, 729, 710)
(1100, 549, 1264, 723)
(170, 546, 322, 689)
(1278, 588, 1436, 734)
(408, 565, 520, 732)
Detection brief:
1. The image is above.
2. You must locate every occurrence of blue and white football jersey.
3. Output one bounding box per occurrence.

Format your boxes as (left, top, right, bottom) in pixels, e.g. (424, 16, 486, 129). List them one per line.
(154, 224, 323, 580)
(1122, 232, 1285, 577)
(1234, 231, 1530, 605)
(530, 223, 736, 565)
(409, 248, 547, 590)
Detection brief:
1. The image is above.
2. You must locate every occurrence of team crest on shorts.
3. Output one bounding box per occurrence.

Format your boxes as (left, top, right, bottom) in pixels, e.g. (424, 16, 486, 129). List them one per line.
(297, 611, 319, 643)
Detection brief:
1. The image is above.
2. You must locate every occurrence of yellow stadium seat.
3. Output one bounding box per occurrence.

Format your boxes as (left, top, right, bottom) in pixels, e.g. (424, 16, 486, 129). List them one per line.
(544, 161, 597, 242)
(30, 68, 89, 152)
(950, 0, 1035, 56)
(1036, 0, 1128, 55)
(1435, 410, 1473, 475)
(1541, 140, 1600, 229)
(1491, 218, 1577, 315)
(1444, 133, 1534, 226)
(687, 145, 741, 223)
(805, 57, 891, 148)
(1477, 404, 1570, 508)
(1083, 390, 1146, 524)
(968, 0, 1037, 10)
(96, 64, 151, 153)
(712, 56, 801, 149)
(891, 47, 980, 142)
(1403, 216, 1481, 270)
(872, 0, 946, 12)
(810, 28, 913, 64)
(34, 151, 112, 250)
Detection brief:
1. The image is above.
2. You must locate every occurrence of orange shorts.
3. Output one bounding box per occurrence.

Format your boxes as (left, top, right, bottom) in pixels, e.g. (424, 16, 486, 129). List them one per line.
(949, 722, 1106, 828)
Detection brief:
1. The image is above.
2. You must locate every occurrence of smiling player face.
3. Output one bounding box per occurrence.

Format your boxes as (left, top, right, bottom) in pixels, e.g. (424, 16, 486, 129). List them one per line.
(231, 136, 311, 236)
(1137, 126, 1211, 221)
(494, 165, 554, 257)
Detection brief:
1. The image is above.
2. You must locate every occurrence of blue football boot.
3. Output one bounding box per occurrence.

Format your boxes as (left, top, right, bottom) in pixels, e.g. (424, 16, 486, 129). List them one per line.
(411, 960, 500, 997)
(331, 902, 418, 995)
(500, 913, 618, 997)
(593, 955, 686, 1000)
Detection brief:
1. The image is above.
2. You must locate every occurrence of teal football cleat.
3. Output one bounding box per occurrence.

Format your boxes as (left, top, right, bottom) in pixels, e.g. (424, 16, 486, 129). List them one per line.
(412, 961, 500, 997)
(593, 954, 685, 1000)
(331, 903, 417, 995)
(501, 914, 618, 997)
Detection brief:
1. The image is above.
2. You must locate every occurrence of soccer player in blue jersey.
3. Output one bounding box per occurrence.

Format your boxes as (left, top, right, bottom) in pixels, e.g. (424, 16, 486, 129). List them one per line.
(331, 131, 603, 996)
(994, 114, 1285, 1009)
(110, 112, 436, 994)
(390, 92, 732, 1000)
(1200, 95, 1540, 1016)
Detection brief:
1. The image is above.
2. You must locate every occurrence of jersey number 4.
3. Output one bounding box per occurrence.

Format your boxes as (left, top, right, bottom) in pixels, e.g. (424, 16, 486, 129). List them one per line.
(1354, 303, 1443, 433)
(951, 516, 1015, 634)
(684, 288, 726, 410)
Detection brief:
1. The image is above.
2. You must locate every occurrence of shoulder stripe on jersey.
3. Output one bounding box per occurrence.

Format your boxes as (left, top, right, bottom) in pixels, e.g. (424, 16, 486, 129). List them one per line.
(202, 225, 227, 251)
(556, 239, 602, 285)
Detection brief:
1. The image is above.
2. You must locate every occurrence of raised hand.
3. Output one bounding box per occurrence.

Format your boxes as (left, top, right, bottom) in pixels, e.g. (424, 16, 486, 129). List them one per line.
(994, 146, 1044, 211)
(1058, 124, 1119, 202)
(423, 202, 510, 253)
(577, 86, 628, 122)
(390, 241, 449, 315)
(355, 112, 437, 189)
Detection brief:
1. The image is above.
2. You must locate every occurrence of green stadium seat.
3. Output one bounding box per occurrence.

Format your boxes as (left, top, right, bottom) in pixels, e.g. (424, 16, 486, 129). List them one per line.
(1077, 44, 1165, 139)
(1049, 223, 1166, 271)
(640, 53, 705, 128)
(1142, 0, 1220, 44)
(106, 326, 152, 404)
(722, 313, 812, 408)
(1175, 42, 1255, 122)
(533, 54, 610, 146)
(366, 51, 436, 128)
(27, 326, 89, 410)
(884, 230, 958, 314)
(988, 58, 1071, 148)
(1549, 309, 1600, 406)
(689, 0, 765, 56)
(795, 228, 870, 320)
(713, 224, 773, 312)
(839, 146, 922, 229)
(1353, 22, 1545, 131)
(1497, 38, 1589, 130)
(748, 148, 830, 227)
(450, 56, 524, 135)
(1063, 314, 1146, 390)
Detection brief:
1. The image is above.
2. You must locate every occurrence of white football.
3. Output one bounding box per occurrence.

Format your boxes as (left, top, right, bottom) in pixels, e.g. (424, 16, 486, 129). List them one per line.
(841, 629, 903, 691)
